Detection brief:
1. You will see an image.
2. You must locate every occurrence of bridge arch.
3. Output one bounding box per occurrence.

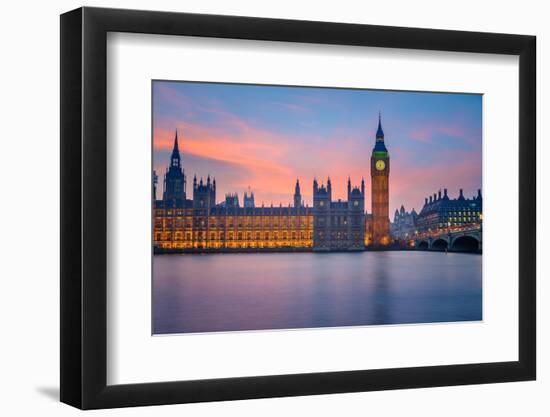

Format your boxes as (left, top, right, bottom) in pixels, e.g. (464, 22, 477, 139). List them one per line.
(451, 235, 479, 252)
(416, 240, 429, 250)
(431, 238, 449, 251)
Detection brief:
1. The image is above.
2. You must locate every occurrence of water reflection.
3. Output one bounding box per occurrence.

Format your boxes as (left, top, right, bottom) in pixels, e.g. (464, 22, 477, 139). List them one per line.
(153, 252, 482, 334)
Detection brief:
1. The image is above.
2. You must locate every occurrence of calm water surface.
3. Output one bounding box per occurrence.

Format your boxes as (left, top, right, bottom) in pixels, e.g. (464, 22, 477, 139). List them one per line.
(153, 252, 482, 334)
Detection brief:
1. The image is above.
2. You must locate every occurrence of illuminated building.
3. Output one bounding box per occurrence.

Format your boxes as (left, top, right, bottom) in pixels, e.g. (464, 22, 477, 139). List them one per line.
(416, 188, 482, 232)
(370, 113, 391, 245)
(154, 131, 316, 251)
(154, 117, 394, 252)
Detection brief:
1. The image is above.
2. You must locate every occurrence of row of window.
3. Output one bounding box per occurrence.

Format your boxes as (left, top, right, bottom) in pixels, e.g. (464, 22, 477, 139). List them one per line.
(156, 210, 311, 217)
(316, 232, 363, 240)
(157, 241, 314, 249)
(155, 231, 314, 241)
(316, 200, 361, 208)
(316, 216, 363, 226)
(155, 223, 313, 231)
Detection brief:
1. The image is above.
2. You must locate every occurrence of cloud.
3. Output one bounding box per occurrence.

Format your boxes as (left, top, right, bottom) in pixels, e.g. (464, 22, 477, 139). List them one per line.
(153, 83, 482, 210)
(272, 101, 312, 114)
(409, 123, 467, 144)
(389, 149, 481, 212)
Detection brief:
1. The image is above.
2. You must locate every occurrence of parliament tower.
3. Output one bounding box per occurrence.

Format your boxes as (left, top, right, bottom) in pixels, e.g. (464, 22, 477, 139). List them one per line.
(370, 113, 390, 245)
(162, 129, 186, 206)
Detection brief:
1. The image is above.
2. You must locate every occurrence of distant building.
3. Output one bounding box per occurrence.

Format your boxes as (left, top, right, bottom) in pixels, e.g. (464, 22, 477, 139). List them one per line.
(416, 188, 482, 233)
(390, 205, 418, 240)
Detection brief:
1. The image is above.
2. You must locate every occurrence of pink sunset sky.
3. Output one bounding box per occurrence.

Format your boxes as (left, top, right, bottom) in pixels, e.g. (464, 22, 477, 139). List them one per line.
(153, 81, 482, 213)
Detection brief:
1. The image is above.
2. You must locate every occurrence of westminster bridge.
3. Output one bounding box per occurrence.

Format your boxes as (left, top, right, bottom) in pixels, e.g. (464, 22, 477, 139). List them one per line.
(412, 224, 482, 253)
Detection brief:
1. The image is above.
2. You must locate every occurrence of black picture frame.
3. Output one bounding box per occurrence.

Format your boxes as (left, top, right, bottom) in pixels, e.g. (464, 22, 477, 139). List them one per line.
(60, 6, 536, 410)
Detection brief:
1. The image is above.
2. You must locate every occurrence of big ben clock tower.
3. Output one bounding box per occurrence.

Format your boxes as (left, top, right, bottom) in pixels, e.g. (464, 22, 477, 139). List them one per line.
(370, 113, 390, 245)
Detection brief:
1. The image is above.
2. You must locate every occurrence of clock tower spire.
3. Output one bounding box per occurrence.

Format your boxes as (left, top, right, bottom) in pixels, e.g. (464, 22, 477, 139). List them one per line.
(370, 112, 390, 245)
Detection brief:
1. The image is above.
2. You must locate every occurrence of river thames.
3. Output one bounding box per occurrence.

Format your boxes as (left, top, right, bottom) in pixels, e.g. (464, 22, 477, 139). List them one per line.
(153, 251, 482, 334)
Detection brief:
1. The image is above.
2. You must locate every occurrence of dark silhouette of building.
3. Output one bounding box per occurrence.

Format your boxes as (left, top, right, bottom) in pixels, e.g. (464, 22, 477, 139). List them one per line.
(152, 170, 158, 201)
(416, 188, 482, 232)
(243, 187, 255, 208)
(293, 179, 302, 208)
(162, 129, 187, 206)
(192, 175, 216, 209)
(370, 113, 390, 245)
(312, 177, 366, 251)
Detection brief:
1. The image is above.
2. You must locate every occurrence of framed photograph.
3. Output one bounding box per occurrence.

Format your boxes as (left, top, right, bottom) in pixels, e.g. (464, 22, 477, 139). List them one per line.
(60, 7, 536, 409)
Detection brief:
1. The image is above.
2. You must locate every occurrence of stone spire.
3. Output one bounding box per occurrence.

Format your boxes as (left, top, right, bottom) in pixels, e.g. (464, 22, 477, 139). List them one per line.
(376, 111, 384, 140)
(170, 129, 181, 168)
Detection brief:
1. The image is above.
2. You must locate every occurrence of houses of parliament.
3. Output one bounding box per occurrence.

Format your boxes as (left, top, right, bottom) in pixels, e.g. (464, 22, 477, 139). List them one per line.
(153, 115, 391, 251)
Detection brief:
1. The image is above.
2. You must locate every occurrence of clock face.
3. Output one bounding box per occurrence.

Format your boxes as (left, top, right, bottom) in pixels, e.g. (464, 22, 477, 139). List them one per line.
(375, 159, 386, 171)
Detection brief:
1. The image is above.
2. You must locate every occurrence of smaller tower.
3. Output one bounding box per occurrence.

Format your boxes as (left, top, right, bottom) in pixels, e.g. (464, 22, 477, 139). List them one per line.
(170, 129, 181, 168)
(225, 193, 240, 208)
(313, 179, 330, 251)
(313, 179, 330, 209)
(193, 176, 216, 208)
(348, 179, 366, 250)
(162, 129, 186, 205)
(349, 185, 364, 212)
(243, 186, 255, 208)
(152, 170, 158, 201)
(294, 179, 302, 208)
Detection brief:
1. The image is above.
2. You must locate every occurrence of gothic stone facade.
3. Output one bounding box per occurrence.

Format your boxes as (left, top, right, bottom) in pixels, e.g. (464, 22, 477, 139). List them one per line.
(312, 178, 365, 251)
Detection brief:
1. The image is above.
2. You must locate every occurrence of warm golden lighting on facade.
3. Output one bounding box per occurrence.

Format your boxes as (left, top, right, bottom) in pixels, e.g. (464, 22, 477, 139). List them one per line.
(154, 209, 314, 250)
